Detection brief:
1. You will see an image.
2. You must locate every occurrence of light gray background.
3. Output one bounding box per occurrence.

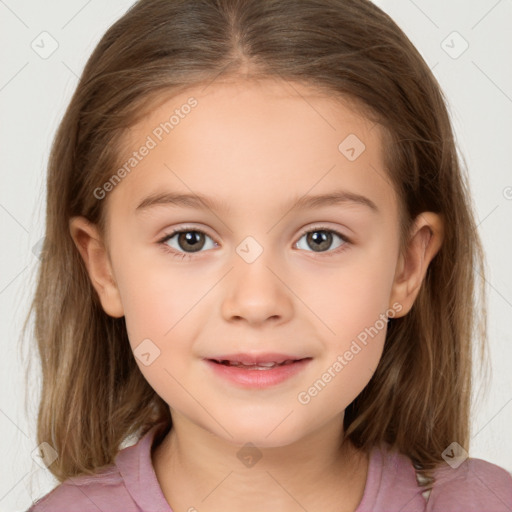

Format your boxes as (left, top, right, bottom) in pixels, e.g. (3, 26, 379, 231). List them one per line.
(0, 0, 511, 510)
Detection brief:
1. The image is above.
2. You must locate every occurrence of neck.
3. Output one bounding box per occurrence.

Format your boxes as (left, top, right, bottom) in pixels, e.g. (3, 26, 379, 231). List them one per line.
(152, 410, 368, 512)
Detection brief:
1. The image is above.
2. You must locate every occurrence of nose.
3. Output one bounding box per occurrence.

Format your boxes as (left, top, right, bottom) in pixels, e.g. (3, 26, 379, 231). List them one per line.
(220, 249, 294, 326)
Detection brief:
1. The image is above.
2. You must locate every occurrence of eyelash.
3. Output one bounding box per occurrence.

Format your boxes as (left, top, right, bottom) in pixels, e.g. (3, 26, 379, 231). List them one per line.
(158, 225, 351, 261)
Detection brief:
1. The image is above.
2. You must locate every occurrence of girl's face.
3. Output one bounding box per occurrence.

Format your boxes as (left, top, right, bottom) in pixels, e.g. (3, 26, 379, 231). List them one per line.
(74, 78, 431, 447)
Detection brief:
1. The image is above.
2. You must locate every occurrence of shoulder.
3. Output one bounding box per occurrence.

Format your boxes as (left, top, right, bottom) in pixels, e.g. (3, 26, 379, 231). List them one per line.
(27, 464, 138, 512)
(427, 457, 512, 511)
(358, 442, 512, 512)
(27, 422, 171, 512)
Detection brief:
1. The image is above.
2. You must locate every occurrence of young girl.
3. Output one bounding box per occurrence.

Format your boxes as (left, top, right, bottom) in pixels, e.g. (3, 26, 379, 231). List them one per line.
(25, 0, 512, 510)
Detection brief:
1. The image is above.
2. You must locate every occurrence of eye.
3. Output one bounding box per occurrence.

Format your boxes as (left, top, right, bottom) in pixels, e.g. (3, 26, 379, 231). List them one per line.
(159, 227, 217, 259)
(295, 226, 350, 256)
(158, 225, 351, 260)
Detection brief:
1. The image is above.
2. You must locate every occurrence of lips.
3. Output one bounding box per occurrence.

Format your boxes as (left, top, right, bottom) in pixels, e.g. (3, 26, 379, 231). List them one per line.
(204, 354, 312, 388)
(211, 359, 298, 370)
(206, 353, 309, 369)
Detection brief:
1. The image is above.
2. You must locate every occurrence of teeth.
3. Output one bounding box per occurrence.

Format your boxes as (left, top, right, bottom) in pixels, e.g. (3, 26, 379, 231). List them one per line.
(230, 361, 279, 369)
(216, 359, 297, 369)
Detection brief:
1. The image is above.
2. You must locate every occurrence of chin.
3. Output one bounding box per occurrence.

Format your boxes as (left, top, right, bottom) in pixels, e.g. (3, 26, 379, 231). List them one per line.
(208, 415, 310, 449)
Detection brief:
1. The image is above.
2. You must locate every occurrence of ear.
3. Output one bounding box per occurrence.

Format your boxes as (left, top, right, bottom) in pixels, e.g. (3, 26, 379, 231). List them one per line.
(389, 212, 444, 317)
(69, 216, 124, 318)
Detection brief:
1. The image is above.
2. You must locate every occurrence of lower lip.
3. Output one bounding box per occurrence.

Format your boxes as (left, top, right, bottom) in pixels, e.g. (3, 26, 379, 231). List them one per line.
(204, 359, 312, 388)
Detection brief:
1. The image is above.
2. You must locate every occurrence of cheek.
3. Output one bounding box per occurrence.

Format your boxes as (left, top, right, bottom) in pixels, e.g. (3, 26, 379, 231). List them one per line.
(114, 259, 206, 404)
(111, 237, 203, 342)
(112, 250, 215, 398)
(116, 274, 172, 343)
(294, 246, 397, 401)
(296, 245, 398, 343)
(295, 287, 391, 415)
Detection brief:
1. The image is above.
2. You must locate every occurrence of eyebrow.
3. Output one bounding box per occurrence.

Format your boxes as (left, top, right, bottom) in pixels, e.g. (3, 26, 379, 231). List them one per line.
(135, 189, 379, 214)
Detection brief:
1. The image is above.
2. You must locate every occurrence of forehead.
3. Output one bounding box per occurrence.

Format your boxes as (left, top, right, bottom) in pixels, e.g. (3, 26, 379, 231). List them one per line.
(106, 78, 397, 223)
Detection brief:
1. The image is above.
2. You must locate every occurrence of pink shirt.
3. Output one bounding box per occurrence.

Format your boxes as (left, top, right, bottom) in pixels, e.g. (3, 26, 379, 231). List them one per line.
(28, 423, 512, 511)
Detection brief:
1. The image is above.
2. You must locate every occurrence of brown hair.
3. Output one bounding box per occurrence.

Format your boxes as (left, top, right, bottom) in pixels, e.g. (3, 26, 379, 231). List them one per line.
(23, 0, 489, 493)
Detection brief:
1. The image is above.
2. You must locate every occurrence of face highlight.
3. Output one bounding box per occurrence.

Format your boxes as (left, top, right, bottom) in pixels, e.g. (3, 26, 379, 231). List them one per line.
(80, 78, 407, 447)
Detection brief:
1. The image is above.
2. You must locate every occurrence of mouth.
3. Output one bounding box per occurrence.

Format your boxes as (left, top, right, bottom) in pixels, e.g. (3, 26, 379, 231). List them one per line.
(208, 358, 307, 370)
(204, 354, 312, 388)
(206, 352, 311, 369)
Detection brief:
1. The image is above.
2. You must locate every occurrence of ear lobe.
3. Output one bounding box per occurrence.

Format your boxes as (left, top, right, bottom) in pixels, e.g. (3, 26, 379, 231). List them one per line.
(389, 212, 444, 317)
(69, 216, 124, 318)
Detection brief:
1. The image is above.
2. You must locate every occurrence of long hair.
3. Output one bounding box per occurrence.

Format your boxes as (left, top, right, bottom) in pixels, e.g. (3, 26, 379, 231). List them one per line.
(23, 0, 488, 490)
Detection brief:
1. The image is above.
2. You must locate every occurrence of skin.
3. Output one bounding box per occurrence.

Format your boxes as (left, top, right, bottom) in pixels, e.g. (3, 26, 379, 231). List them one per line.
(70, 77, 443, 512)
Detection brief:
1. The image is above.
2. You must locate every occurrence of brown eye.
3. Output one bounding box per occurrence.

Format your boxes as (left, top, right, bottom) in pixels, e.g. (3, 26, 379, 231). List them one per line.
(161, 229, 217, 254)
(306, 230, 332, 252)
(295, 228, 348, 254)
(176, 231, 206, 252)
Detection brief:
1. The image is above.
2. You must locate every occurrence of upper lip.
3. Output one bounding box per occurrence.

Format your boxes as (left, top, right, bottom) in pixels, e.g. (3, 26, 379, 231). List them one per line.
(206, 353, 310, 364)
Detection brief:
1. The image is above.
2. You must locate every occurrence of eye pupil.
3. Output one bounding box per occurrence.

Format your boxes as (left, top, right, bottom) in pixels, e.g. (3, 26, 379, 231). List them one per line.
(178, 231, 205, 252)
(307, 230, 332, 252)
